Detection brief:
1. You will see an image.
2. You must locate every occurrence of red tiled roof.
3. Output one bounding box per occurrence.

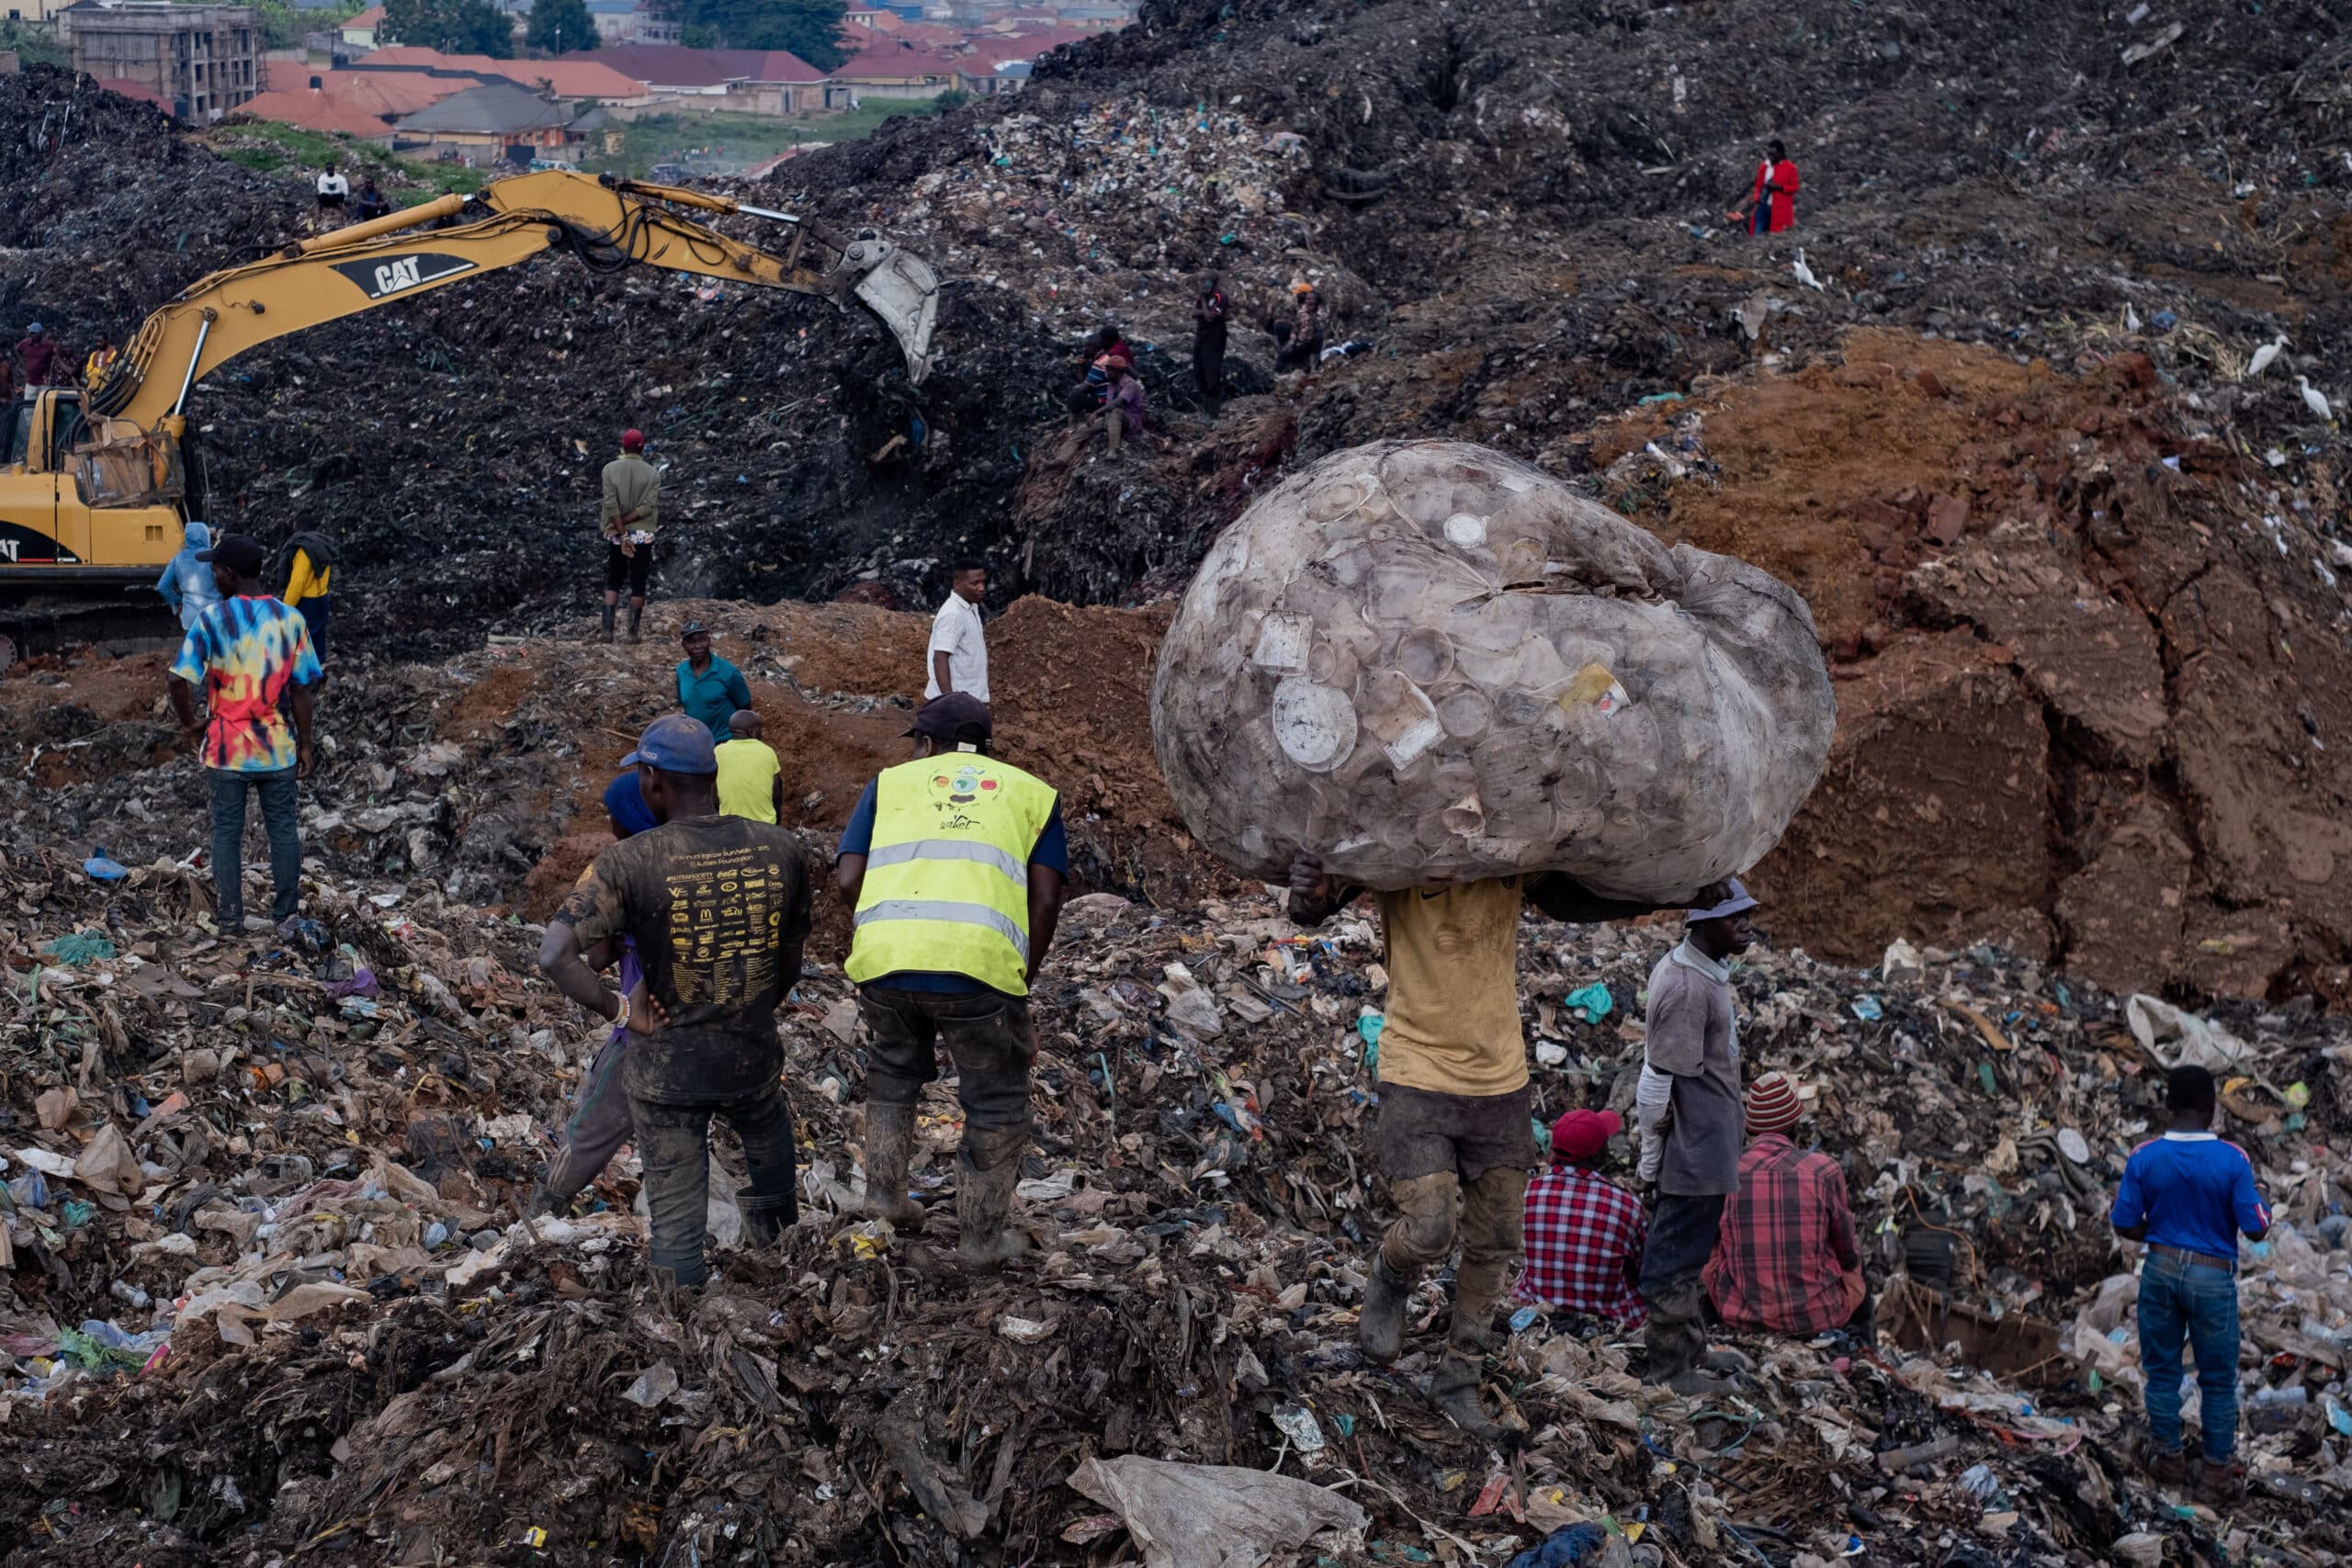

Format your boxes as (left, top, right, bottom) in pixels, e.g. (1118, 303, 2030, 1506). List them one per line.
(495, 59, 650, 97)
(233, 87, 396, 139)
(833, 42, 967, 80)
(322, 70, 467, 118)
(345, 6, 385, 26)
(346, 46, 649, 99)
(560, 42, 826, 85)
(96, 77, 171, 109)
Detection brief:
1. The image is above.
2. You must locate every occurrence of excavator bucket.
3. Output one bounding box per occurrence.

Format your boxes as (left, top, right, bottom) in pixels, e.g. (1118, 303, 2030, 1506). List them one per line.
(843, 239, 940, 386)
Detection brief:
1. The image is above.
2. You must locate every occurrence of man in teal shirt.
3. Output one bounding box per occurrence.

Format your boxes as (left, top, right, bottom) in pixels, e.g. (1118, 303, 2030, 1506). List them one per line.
(675, 622, 751, 738)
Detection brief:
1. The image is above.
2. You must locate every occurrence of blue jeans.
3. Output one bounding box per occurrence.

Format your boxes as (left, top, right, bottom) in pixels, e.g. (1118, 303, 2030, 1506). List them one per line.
(2140, 1251, 2242, 1461)
(209, 767, 301, 926)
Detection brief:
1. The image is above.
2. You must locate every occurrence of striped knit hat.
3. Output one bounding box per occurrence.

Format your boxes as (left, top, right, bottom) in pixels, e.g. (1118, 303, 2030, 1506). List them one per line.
(1745, 1072, 1804, 1137)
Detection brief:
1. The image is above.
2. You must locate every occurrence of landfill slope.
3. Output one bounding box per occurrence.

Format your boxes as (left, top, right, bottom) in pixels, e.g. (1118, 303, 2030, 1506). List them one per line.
(6, 0, 2352, 986)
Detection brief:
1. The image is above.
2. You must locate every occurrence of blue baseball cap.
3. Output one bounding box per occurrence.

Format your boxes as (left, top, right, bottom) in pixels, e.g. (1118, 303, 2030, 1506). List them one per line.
(1688, 877, 1759, 924)
(620, 714, 718, 775)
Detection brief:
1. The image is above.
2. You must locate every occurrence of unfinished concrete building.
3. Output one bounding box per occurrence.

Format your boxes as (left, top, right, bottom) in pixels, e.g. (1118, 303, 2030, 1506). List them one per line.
(60, 1, 257, 123)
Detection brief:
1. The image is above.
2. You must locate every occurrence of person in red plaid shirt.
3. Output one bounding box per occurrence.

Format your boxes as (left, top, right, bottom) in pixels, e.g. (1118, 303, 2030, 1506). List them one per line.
(1703, 1073, 1870, 1337)
(1516, 1109, 1648, 1326)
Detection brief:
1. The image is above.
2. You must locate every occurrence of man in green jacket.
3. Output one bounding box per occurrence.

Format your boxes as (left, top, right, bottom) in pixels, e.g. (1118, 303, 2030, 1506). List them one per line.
(600, 428, 661, 644)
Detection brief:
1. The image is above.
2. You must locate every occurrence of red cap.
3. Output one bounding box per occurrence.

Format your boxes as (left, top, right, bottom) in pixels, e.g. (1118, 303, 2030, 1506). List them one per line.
(1549, 1109, 1623, 1161)
(620, 428, 646, 451)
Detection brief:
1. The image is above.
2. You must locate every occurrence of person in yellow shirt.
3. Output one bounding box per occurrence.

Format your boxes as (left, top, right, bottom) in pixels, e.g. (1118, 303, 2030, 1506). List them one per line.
(714, 708, 783, 824)
(84, 334, 119, 390)
(277, 532, 337, 667)
(1287, 856, 1708, 1436)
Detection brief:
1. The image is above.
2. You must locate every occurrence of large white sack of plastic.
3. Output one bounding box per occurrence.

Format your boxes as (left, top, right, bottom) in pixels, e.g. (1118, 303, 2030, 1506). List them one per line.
(1149, 440, 1835, 899)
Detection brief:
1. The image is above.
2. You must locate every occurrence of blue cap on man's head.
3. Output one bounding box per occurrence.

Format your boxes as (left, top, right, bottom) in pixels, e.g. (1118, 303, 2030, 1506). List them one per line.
(1687, 877, 1759, 924)
(620, 714, 718, 775)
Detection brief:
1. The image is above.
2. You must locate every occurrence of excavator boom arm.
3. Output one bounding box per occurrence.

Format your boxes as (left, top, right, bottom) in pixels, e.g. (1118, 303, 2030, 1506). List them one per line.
(91, 170, 936, 429)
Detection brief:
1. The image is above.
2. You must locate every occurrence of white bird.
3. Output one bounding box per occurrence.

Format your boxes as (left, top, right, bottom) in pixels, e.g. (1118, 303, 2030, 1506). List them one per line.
(2125, 302, 2143, 333)
(2247, 333, 2290, 378)
(1792, 249, 1823, 291)
(2298, 375, 2334, 423)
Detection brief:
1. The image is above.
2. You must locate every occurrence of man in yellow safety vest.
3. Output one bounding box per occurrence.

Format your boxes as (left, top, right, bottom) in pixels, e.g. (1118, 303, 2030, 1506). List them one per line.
(835, 694, 1067, 1269)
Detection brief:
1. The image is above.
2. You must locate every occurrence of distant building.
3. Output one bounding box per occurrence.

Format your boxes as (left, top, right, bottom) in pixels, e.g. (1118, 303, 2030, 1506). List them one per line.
(232, 82, 396, 143)
(831, 40, 963, 101)
(59, 1, 257, 124)
(585, 0, 677, 44)
(337, 3, 381, 48)
(393, 78, 573, 164)
(94, 74, 171, 109)
(346, 44, 652, 105)
(563, 42, 839, 115)
(1, 0, 81, 25)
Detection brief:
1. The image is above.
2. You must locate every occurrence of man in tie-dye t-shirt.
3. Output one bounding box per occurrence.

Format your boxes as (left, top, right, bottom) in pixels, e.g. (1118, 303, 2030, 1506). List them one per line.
(167, 533, 322, 931)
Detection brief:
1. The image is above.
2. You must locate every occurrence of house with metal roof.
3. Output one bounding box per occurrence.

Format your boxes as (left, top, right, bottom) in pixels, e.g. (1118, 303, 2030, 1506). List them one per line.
(393, 79, 575, 164)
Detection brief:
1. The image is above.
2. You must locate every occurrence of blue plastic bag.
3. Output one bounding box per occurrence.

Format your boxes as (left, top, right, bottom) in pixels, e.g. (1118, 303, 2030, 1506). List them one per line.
(1505, 1523, 1608, 1568)
(84, 849, 130, 883)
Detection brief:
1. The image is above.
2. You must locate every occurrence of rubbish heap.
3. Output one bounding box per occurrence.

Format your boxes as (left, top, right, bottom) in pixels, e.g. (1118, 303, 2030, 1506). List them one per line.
(5, 839, 2349, 1564)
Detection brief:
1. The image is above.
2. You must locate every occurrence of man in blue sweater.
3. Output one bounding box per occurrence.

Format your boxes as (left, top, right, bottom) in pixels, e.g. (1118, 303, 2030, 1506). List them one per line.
(2111, 1065, 2271, 1503)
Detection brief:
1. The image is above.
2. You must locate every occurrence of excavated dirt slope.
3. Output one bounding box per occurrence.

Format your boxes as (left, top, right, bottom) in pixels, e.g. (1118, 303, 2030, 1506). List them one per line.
(2, 0, 2350, 995)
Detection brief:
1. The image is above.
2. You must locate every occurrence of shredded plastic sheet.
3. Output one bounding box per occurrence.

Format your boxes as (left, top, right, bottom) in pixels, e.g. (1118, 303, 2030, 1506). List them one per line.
(1153, 441, 1836, 897)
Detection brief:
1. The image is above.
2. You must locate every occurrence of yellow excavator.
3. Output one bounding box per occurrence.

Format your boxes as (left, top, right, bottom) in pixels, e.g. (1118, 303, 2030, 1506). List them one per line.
(0, 170, 939, 641)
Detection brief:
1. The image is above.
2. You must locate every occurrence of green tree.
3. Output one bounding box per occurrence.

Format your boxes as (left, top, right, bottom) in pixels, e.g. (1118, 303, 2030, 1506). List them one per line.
(674, 0, 847, 69)
(527, 0, 598, 53)
(381, 0, 517, 57)
(0, 18, 71, 67)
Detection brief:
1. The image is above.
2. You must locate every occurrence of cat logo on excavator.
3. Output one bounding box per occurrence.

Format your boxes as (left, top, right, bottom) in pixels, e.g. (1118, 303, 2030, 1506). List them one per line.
(331, 253, 478, 300)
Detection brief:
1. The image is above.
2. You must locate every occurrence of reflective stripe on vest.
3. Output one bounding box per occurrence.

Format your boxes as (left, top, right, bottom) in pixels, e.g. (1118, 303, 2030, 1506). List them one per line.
(864, 838, 1026, 884)
(845, 753, 1057, 997)
(853, 898, 1031, 963)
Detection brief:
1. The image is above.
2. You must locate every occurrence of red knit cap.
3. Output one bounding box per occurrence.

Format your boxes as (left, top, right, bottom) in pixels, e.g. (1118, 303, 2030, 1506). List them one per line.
(1745, 1072, 1804, 1137)
(621, 428, 646, 451)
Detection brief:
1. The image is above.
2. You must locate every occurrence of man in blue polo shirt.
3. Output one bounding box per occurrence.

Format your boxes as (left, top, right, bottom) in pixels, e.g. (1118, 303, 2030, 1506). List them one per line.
(675, 622, 752, 739)
(2111, 1065, 2271, 1503)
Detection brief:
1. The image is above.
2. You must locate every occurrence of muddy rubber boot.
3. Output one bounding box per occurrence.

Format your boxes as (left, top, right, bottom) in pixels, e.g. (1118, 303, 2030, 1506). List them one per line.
(861, 1100, 928, 1228)
(954, 1124, 1029, 1270)
(1641, 1280, 1707, 1388)
(599, 602, 616, 644)
(738, 1184, 796, 1248)
(626, 601, 644, 644)
(1429, 1345, 1507, 1443)
(1357, 1255, 1415, 1364)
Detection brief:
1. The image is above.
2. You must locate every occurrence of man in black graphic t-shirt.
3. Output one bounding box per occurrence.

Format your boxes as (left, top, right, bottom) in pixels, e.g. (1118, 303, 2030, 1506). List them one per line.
(539, 715, 812, 1287)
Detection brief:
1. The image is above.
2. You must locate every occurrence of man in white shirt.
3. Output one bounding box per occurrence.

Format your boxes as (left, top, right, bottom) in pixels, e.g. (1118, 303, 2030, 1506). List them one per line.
(926, 558, 990, 705)
(316, 165, 349, 221)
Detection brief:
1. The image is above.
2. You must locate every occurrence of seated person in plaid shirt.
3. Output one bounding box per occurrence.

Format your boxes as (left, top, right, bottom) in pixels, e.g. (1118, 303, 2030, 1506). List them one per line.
(1703, 1073, 1871, 1337)
(1516, 1109, 1647, 1326)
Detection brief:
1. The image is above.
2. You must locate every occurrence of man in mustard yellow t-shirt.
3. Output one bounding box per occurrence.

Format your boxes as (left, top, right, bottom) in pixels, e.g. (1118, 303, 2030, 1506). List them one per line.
(1289, 856, 1696, 1437)
(714, 708, 784, 824)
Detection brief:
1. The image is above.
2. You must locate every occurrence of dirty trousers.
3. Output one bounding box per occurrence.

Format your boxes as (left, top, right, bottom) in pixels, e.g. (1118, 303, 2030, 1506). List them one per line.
(1640, 1191, 1728, 1380)
(632, 1083, 797, 1290)
(542, 1027, 633, 1204)
(859, 985, 1035, 1132)
(1374, 1083, 1536, 1334)
(209, 766, 302, 927)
